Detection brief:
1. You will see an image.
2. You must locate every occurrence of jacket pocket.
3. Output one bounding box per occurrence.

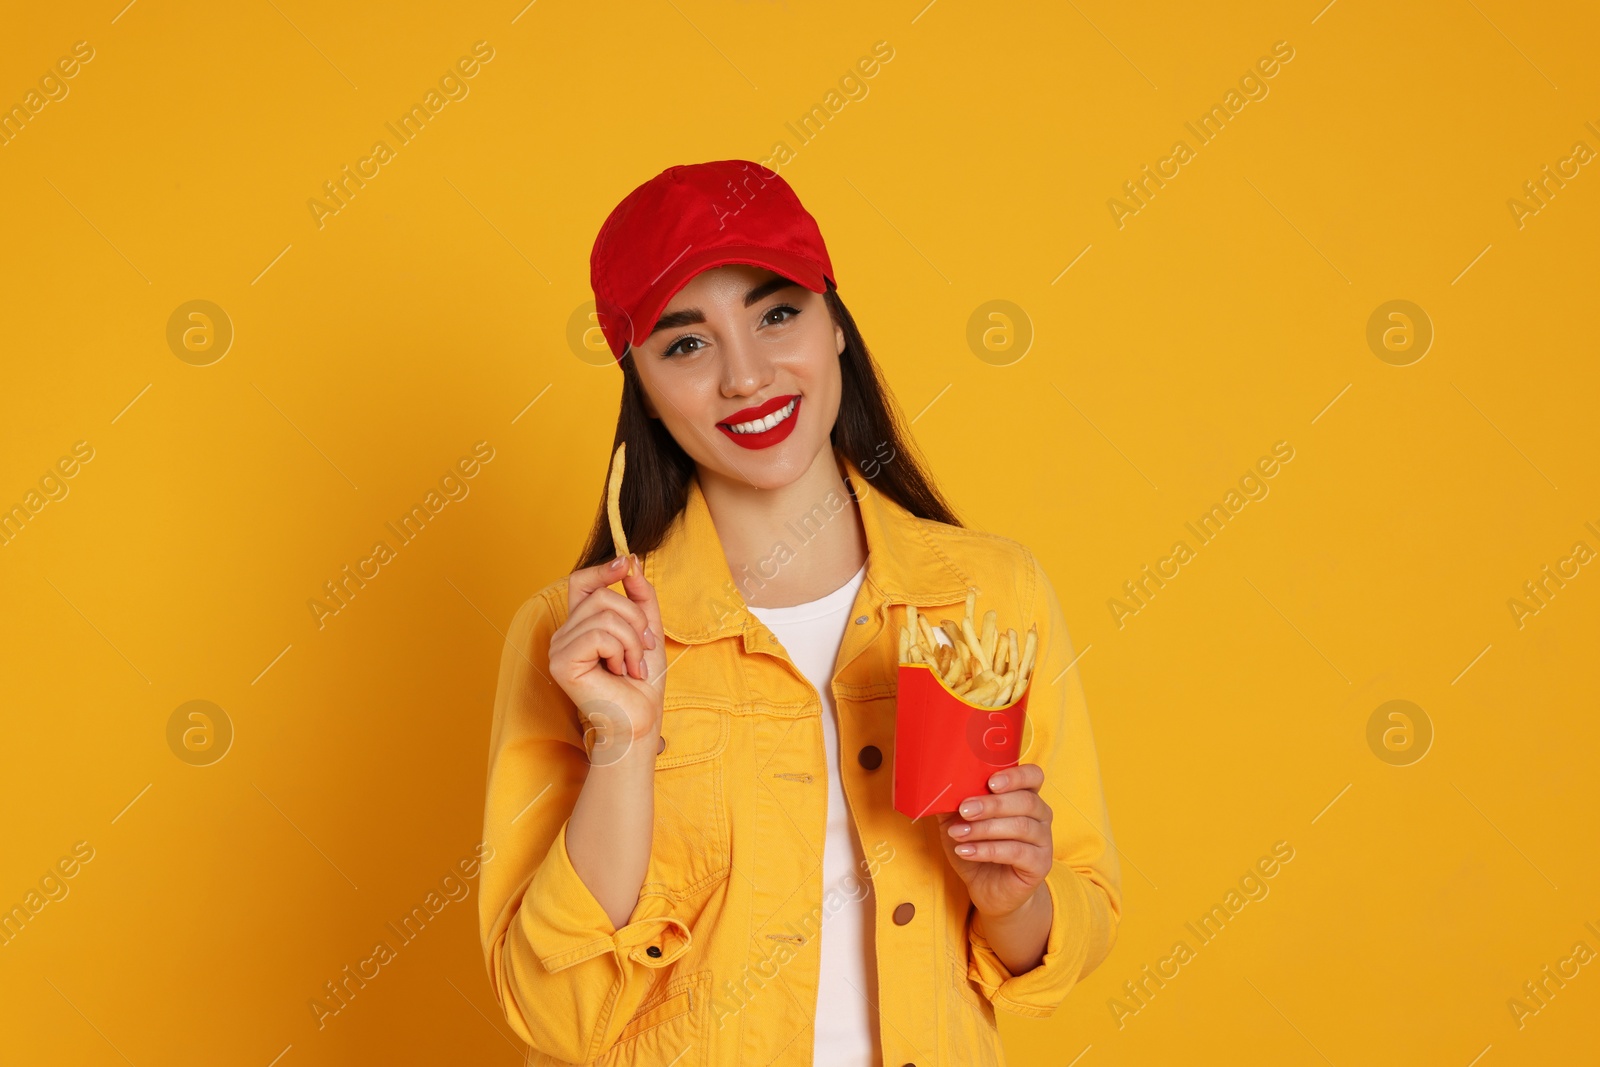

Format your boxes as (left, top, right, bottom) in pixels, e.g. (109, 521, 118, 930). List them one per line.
(529, 969, 713, 1067)
(611, 968, 712, 1062)
(644, 708, 731, 901)
(949, 948, 1005, 1066)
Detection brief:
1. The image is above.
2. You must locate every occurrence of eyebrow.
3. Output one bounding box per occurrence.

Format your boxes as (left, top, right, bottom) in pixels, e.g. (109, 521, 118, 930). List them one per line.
(649, 276, 801, 336)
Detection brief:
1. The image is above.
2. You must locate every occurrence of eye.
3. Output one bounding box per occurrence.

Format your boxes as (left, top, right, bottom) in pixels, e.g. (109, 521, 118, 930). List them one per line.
(662, 334, 706, 359)
(763, 304, 800, 326)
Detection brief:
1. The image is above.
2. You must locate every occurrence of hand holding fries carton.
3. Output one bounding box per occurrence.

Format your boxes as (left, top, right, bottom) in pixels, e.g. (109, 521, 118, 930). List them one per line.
(893, 591, 1036, 819)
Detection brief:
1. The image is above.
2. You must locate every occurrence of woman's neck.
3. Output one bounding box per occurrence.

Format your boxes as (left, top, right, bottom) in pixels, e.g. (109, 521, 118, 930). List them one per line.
(699, 449, 869, 608)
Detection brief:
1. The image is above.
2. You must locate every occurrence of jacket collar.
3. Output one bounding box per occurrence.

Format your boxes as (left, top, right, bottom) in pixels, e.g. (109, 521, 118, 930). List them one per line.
(644, 451, 973, 645)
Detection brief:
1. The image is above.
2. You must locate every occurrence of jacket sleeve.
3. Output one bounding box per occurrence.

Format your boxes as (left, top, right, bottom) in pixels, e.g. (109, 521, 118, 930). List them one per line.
(478, 590, 694, 1063)
(965, 549, 1124, 1018)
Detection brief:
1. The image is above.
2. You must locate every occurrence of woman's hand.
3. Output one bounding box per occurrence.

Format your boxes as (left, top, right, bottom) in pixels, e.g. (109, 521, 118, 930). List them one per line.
(547, 554, 667, 763)
(935, 763, 1054, 920)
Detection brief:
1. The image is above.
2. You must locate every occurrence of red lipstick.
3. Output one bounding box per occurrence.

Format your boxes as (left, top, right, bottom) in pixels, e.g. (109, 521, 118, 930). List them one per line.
(716, 394, 801, 451)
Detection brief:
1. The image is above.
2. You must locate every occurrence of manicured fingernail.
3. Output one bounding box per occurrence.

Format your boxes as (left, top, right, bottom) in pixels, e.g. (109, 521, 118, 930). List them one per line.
(959, 800, 981, 818)
(610, 556, 626, 570)
(643, 626, 656, 649)
(955, 845, 975, 857)
(988, 774, 1006, 790)
(948, 822, 971, 838)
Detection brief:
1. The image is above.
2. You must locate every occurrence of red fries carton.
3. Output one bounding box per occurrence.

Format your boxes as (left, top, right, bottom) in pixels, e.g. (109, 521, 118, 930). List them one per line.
(893, 661, 1030, 819)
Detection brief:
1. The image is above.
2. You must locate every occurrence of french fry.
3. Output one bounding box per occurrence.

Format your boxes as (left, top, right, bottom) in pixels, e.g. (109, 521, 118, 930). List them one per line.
(966, 679, 1001, 704)
(939, 619, 962, 648)
(606, 442, 630, 573)
(960, 616, 989, 672)
(962, 669, 999, 703)
(940, 650, 963, 688)
(1017, 625, 1037, 686)
(980, 610, 997, 669)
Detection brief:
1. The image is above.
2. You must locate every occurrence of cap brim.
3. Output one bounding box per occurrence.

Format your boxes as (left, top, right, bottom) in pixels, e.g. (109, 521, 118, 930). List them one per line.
(628, 244, 830, 351)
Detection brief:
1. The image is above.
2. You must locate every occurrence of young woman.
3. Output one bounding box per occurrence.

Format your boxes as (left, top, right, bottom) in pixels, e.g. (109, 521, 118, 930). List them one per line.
(478, 160, 1121, 1067)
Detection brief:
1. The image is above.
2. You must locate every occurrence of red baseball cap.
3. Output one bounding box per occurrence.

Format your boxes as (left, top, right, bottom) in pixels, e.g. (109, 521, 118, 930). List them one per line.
(589, 159, 836, 362)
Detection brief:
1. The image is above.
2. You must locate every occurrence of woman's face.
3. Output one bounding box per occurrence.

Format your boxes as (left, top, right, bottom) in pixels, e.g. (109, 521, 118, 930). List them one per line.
(629, 263, 845, 490)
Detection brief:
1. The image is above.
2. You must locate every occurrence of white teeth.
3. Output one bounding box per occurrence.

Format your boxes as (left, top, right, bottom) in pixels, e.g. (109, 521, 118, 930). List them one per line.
(727, 398, 797, 434)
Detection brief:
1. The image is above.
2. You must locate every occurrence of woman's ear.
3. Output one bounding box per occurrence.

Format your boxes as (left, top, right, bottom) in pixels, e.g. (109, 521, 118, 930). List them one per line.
(835, 322, 845, 356)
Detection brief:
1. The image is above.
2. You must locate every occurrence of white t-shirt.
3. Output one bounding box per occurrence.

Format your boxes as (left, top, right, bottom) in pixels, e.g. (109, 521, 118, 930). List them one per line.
(745, 559, 880, 1067)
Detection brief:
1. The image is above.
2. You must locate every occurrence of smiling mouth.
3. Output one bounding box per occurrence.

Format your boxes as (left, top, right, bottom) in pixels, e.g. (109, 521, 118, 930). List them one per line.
(720, 397, 799, 435)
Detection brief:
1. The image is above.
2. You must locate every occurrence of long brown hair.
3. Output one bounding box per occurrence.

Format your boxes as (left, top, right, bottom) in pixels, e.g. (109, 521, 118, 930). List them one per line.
(573, 280, 963, 571)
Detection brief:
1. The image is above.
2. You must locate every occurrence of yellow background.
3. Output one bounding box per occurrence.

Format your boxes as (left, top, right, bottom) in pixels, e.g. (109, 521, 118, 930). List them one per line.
(2, 1, 1597, 1064)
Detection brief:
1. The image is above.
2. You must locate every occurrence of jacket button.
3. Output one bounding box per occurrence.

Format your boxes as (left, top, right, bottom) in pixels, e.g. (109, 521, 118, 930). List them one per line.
(646, 945, 662, 958)
(657, 735, 666, 754)
(893, 902, 915, 926)
(858, 745, 883, 771)
(855, 615, 868, 625)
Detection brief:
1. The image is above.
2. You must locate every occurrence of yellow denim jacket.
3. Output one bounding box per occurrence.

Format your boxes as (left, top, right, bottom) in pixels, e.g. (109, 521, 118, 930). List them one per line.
(478, 452, 1122, 1066)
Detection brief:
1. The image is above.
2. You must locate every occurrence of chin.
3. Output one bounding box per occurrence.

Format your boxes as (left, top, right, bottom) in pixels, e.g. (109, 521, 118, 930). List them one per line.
(718, 435, 830, 489)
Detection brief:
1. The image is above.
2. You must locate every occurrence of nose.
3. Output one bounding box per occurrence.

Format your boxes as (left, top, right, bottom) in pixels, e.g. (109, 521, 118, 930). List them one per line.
(719, 327, 774, 399)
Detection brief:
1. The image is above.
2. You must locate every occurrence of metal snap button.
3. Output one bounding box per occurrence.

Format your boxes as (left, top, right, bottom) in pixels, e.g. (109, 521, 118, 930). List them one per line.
(646, 945, 662, 958)
(858, 745, 883, 771)
(893, 902, 915, 926)
(855, 615, 868, 624)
